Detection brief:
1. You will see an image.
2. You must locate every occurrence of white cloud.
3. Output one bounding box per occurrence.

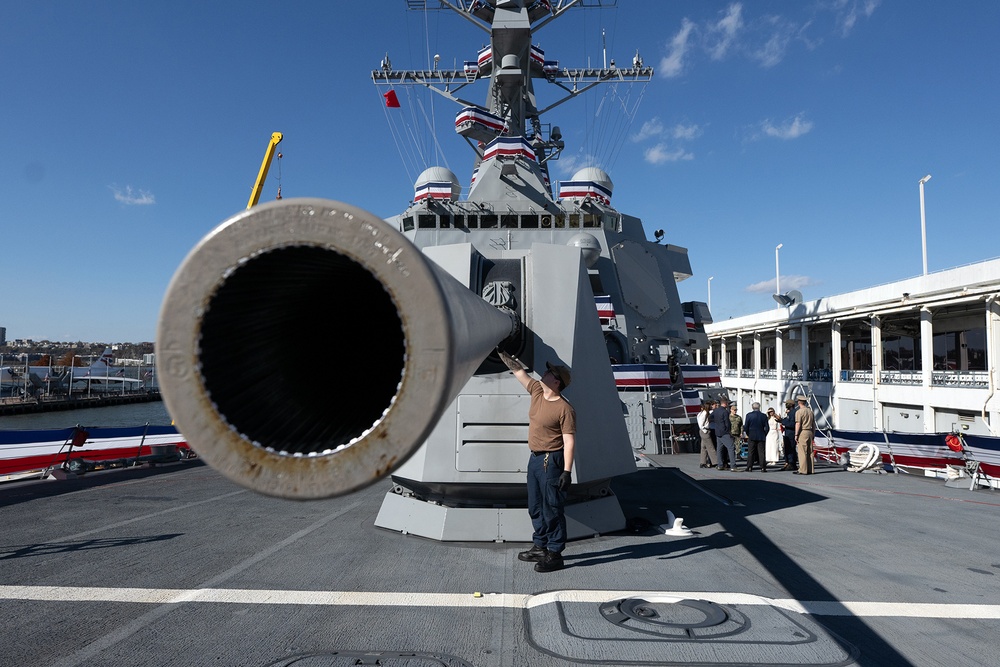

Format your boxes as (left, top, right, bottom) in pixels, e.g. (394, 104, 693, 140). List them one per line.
(752, 30, 791, 68)
(659, 18, 695, 78)
(761, 113, 814, 140)
(707, 3, 744, 60)
(836, 0, 881, 37)
(633, 119, 702, 164)
(555, 152, 599, 177)
(644, 144, 694, 164)
(672, 123, 703, 140)
(111, 185, 156, 206)
(632, 118, 703, 143)
(746, 275, 816, 293)
(631, 117, 665, 142)
(657, 1, 879, 75)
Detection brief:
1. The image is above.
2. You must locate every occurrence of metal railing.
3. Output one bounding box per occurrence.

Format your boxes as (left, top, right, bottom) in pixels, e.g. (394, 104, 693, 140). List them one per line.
(878, 370, 922, 385)
(932, 370, 989, 388)
(841, 370, 874, 383)
(839, 369, 989, 388)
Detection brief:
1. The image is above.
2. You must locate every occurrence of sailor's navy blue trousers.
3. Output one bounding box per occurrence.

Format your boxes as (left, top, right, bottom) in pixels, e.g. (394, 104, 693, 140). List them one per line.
(526, 449, 566, 553)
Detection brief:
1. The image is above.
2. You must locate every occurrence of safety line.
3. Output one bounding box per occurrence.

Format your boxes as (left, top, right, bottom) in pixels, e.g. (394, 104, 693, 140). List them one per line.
(2, 586, 998, 619)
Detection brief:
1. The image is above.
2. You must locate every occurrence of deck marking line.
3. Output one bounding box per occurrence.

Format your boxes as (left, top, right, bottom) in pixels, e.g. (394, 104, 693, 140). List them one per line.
(3, 586, 999, 619)
(38, 499, 363, 667)
(50, 488, 248, 543)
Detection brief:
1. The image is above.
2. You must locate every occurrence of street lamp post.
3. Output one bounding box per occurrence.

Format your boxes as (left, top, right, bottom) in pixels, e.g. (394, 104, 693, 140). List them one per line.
(775, 243, 783, 306)
(708, 276, 714, 312)
(919, 174, 931, 275)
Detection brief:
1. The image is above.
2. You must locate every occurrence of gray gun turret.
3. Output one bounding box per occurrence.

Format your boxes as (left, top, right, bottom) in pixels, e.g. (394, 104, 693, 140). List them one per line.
(156, 0, 716, 542)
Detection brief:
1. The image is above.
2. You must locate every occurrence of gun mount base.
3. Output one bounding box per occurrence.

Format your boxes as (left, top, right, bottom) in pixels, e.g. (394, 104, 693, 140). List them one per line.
(375, 491, 626, 542)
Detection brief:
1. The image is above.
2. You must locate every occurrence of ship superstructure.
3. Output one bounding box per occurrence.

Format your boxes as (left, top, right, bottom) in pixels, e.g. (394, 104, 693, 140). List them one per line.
(154, 1, 719, 542)
(368, 0, 719, 539)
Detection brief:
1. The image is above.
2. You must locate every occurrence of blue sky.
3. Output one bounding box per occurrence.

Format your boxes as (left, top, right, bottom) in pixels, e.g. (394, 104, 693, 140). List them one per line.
(2, 1, 998, 343)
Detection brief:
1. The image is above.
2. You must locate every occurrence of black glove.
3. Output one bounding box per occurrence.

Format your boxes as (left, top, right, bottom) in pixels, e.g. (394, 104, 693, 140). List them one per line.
(558, 471, 572, 491)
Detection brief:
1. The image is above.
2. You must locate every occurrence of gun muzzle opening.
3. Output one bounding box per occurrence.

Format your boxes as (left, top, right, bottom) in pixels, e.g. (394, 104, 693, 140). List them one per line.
(158, 198, 517, 500)
(198, 245, 404, 457)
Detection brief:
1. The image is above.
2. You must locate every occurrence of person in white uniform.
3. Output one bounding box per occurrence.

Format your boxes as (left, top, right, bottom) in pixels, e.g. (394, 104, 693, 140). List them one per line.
(765, 406, 784, 466)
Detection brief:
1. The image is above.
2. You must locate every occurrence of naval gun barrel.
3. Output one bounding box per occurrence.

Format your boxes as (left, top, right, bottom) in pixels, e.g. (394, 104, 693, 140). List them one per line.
(156, 198, 519, 500)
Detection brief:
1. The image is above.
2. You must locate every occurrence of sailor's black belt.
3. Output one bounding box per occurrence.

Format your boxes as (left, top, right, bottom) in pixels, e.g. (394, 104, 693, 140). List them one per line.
(531, 449, 562, 456)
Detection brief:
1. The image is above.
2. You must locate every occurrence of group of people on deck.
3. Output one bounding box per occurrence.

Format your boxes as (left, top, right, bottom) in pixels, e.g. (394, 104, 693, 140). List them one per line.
(697, 396, 816, 474)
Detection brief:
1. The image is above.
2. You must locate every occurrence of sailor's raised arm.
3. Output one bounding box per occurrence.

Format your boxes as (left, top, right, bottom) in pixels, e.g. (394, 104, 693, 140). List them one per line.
(498, 350, 532, 391)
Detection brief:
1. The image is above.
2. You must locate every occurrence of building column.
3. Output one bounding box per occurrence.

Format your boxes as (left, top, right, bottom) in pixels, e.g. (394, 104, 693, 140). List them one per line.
(753, 332, 762, 407)
(800, 323, 809, 378)
(831, 321, 842, 428)
(775, 329, 785, 381)
(871, 314, 883, 430)
(920, 307, 935, 432)
(753, 332, 761, 380)
(986, 296, 1000, 435)
(736, 335, 743, 377)
(735, 335, 743, 407)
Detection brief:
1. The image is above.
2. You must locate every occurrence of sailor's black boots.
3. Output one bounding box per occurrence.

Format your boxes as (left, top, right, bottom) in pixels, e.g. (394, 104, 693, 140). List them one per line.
(518, 545, 546, 562)
(533, 550, 564, 572)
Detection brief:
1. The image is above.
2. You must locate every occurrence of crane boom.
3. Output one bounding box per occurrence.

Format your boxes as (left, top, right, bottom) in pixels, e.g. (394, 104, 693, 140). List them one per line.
(246, 131, 283, 209)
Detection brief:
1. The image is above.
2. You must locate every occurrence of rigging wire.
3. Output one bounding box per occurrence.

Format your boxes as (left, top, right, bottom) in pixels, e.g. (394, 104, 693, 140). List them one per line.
(378, 3, 649, 187)
(379, 85, 420, 188)
(421, 3, 443, 167)
(416, 97, 452, 174)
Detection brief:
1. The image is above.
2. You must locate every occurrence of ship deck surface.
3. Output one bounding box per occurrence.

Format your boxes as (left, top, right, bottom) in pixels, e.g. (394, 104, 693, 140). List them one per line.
(1, 454, 997, 666)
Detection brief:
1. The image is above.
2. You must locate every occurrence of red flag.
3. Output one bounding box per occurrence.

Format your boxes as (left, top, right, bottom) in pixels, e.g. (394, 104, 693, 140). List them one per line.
(71, 428, 90, 448)
(383, 89, 400, 108)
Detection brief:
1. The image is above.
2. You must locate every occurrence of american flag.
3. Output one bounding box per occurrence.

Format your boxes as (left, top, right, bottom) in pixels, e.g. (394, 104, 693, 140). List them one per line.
(483, 136, 536, 162)
(678, 365, 721, 387)
(414, 181, 455, 201)
(477, 46, 492, 68)
(682, 390, 704, 416)
(595, 295, 615, 320)
(455, 106, 506, 133)
(530, 44, 545, 67)
(558, 180, 612, 204)
(612, 364, 672, 388)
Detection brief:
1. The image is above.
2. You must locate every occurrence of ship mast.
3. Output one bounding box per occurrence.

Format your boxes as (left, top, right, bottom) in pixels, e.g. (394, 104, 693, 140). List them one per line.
(373, 0, 653, 202)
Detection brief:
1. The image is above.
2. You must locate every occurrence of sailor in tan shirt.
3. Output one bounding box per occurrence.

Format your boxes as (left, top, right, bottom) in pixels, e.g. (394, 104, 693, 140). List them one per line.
(794, 395, 816, 474)
(499, 351, 575, 573)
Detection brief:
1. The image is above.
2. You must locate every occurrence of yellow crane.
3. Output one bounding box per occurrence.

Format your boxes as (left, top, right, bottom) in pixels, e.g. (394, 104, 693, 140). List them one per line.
(246, 131, 283, 209)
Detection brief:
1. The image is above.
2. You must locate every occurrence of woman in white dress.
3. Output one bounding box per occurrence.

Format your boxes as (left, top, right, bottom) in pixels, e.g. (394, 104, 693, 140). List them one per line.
(765, 407, 784, 465)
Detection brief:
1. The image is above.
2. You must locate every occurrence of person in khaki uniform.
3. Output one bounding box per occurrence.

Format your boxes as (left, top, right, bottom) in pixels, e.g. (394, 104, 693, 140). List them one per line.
(793, 395, 816, 474)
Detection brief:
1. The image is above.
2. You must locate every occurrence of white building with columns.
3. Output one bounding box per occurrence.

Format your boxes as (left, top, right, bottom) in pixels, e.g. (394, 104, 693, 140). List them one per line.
(703, 258, 1000, 437)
